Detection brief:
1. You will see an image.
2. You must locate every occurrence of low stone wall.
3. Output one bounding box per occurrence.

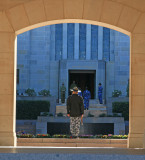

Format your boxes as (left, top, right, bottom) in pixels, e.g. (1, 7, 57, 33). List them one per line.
(17, 138, 127, 148)
(36, 116, 125, 135)
(16, 120, 36, 134)
(16, 116, 125, 135)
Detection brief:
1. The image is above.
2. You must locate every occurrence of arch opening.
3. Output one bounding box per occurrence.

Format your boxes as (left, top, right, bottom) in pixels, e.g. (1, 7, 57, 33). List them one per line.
(16, 22, 130, 141)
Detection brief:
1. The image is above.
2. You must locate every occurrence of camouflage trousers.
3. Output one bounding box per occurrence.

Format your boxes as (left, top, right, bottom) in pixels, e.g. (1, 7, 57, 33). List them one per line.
(70, 117, 81, 137)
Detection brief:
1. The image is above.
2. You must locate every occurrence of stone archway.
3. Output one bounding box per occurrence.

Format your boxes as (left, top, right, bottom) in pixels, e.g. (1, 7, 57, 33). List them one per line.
(0, 0, 145, 148)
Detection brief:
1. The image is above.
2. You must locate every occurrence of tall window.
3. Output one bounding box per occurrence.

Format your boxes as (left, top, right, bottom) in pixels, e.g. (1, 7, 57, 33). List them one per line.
(67, 23, 74, 60)
(55, 24, 63, 60)
(79, 24, 86, 60)
(103, 27, 110, 61)
(91, 25, 98, 60)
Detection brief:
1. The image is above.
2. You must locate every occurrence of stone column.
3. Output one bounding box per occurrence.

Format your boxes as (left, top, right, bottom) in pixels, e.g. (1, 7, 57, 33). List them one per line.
(127, 32, 145, 148)
(0, 31, 16, 146)
(50, 25, 56, 61)
(74, 23, 79, 60)
(98, 26, 103, 60)
(62, 23, 67, 60)
(86, 24, 91, 60)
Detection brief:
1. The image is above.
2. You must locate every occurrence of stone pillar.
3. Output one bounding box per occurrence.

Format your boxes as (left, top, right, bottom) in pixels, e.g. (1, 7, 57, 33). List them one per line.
(98, 26, 103, 60)
(62, 23, 67, 60)
(74, 23, 79, 60)
(86, 24, 91, 60)
(127, 32, 145, 148)
(50, 25, 56, 61)
(0, 32, 16, 146)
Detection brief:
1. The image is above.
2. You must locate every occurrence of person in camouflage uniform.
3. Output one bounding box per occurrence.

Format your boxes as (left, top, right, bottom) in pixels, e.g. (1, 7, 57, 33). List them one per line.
(60, 83, 66, 103)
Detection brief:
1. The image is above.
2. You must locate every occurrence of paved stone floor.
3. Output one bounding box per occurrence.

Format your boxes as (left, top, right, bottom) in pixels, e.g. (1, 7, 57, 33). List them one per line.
(0, 147, 145, 160)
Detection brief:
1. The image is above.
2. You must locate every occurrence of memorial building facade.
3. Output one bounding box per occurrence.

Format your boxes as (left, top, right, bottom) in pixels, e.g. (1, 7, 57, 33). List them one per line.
(17, 23, 130, 100)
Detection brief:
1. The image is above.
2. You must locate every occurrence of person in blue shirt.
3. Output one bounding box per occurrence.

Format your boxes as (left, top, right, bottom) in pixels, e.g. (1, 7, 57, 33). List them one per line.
(98, 83, 103, 104)
(83, 87, 91, 110)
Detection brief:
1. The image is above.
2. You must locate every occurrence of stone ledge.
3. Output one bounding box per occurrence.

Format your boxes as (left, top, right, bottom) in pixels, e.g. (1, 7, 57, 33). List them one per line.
(17, 138, 127, 148)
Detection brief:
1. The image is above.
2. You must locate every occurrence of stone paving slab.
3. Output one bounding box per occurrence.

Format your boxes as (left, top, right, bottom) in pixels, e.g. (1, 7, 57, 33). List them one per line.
(0, 153, 145, 160)
(0, 148, 145, 160)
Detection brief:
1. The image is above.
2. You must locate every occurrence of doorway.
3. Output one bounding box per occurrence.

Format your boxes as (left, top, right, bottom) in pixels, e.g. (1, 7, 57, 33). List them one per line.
(69, 70, 96, 99)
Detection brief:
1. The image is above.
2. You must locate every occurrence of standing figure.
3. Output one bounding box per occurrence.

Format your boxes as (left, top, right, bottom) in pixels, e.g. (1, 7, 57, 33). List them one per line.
(60, 83, 66, 103)
(83, 87, 91, 110)
(78, 87, 82, 97)
(70, 81, 77, 95)
(67, 87, 84, 138)
(70, 81, 77, 90)
(98, 83, 103, 104)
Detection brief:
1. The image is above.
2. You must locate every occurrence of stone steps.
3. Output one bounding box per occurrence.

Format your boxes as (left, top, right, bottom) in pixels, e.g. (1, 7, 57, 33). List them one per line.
(83, 110, 107, 117)
(89, 108, 106, 110)
(89, 99, 105, 104)
(89, 104, 106, 107)
(89, 104, 106, 109)
(56, 105, 107, 117)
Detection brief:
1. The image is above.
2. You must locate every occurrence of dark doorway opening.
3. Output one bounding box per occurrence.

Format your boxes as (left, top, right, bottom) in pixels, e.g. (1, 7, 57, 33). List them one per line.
(69, 70, 96, 99)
